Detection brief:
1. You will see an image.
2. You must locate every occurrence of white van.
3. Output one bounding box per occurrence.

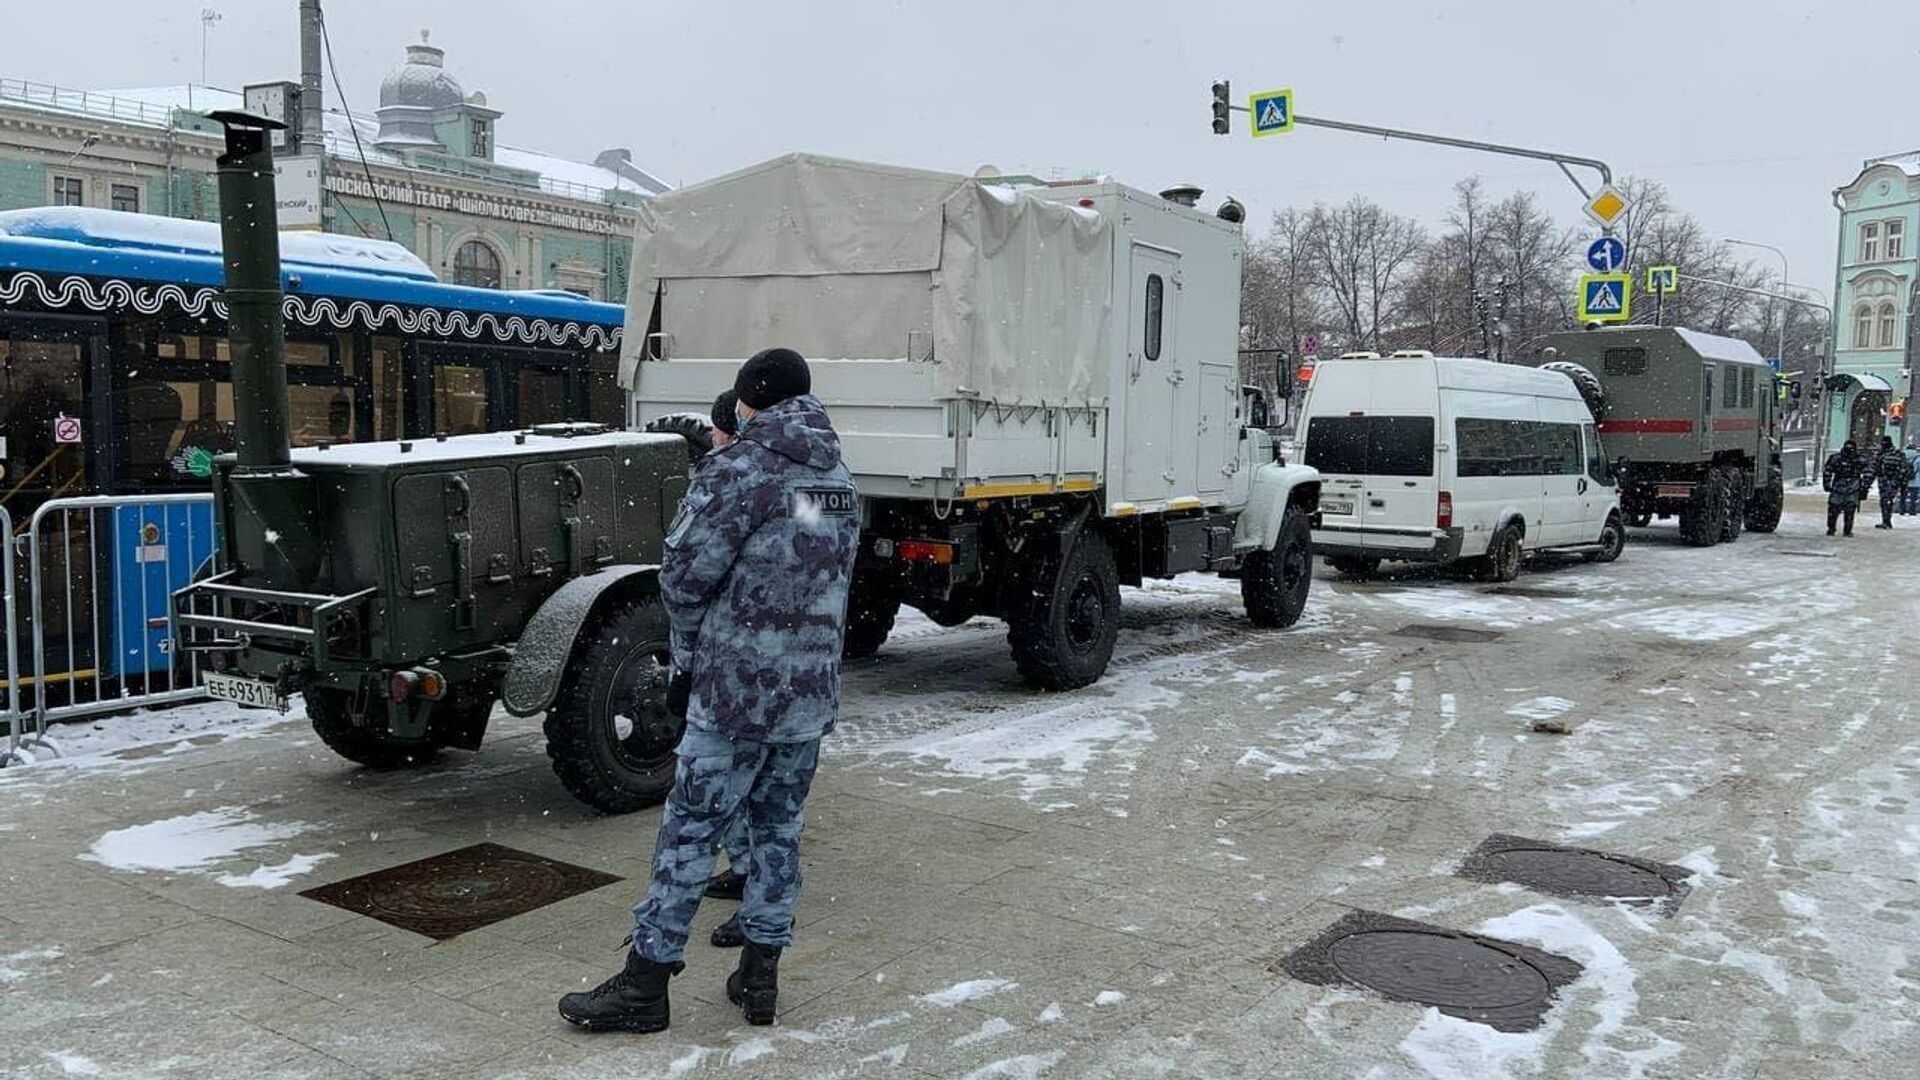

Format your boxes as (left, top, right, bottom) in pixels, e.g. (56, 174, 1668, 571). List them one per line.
(1296, 352, 1625, 581)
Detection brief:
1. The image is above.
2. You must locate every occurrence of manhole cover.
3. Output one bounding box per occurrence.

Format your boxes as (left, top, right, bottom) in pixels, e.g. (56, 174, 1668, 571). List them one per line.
(1457, 834, 1691, 915)
(1279, 910, 1581, 1031)
(1483, 585, 1581, 599)
(300, 842, 622, 940)
(1392, 623, 1505, 643)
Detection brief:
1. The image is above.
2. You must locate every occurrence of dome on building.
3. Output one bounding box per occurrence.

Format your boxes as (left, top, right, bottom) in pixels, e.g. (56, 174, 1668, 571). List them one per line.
(374, 33, 467, 150)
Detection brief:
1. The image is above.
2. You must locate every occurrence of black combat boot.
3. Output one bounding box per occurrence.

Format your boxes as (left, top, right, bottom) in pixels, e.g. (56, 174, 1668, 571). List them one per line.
(704, 868, 747, 900)
(710, 913, 745, 948)
(558, 950, 683, 1033)
(726, 940, 782, 1025)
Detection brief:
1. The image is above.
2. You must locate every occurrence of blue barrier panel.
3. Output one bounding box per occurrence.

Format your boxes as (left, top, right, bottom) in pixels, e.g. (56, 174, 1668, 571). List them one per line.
(109, 501, 215, 681)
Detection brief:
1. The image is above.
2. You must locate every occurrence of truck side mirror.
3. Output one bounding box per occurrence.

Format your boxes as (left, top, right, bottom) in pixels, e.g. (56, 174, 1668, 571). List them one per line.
(1274, 356, 1291, 400)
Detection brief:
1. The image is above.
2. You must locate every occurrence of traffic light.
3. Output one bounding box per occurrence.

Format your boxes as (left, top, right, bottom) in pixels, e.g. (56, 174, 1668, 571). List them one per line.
(1211, 80, 1231, 135)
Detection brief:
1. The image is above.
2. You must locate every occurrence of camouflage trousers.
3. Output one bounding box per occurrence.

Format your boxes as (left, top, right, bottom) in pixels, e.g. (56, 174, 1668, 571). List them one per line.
(631, 727, 822, 963)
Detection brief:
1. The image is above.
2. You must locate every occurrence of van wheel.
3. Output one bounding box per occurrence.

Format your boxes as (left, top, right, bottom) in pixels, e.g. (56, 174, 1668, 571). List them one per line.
(1474, 523, 1524, 582)
(545, 596, 682, 814)
(1326, 555, 1381, 580)
(1245, 509, 1313, 628)
(1679, 469, 1726, 547)
(1747, 468, 1784, 533)
(307, 689, 438, 770)
(1584, 513, 1626, 563)
(1007, 529, 1120, 691)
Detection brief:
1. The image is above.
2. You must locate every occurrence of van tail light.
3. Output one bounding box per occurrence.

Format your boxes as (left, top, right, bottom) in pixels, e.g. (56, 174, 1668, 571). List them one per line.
(1437, 491, 1453, 529)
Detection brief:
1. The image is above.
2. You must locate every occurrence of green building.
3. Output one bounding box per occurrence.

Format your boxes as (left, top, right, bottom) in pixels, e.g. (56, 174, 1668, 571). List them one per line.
(1827, 152, 1919, 449)
(0, 35, 666, 302)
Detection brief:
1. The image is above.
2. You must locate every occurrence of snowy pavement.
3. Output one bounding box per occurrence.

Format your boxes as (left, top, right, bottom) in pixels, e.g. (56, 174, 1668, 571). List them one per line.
(2, 502, 1918, 1078)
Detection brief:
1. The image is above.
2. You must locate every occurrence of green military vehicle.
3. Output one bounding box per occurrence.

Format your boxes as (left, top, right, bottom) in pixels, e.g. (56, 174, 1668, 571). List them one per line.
(1531, 326, 1784, 545)
(170, 113, 690, 813)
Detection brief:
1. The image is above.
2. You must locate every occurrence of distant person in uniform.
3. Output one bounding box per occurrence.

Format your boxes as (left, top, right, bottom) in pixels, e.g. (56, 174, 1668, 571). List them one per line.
(1823, 441, 1867, 537)
(561, 348, 860, 1033)
(1902, 439, 1920, 516)
(1871, 435, 1913, 530)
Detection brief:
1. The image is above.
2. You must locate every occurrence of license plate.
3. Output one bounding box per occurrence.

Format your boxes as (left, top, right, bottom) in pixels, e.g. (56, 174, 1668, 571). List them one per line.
(1321, 499, 1355, 516)
(204, 672, 288, 712)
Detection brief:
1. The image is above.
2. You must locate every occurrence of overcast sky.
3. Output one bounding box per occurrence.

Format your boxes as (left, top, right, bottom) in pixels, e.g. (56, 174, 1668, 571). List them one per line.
(8, 1, 1915, 313)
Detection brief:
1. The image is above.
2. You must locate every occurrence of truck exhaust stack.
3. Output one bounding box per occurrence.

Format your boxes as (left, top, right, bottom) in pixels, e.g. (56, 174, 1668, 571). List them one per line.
(209, 110, 293, 471)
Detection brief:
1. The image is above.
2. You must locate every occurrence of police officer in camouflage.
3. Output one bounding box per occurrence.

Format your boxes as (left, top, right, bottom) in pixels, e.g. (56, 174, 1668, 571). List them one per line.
(560, 348, 861, 1033)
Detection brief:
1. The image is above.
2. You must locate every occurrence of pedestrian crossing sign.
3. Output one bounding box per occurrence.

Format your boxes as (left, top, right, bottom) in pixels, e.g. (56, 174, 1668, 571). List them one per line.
(1646, 264, 1679, 295)
(1578, 273, 1632, 323)
(1250, 88, 1294, 137)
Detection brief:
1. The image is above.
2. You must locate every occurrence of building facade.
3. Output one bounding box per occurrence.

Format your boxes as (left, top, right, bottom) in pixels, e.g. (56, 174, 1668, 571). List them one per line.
(1827, 153, 1919, 450)
(0, 36, 665, 302)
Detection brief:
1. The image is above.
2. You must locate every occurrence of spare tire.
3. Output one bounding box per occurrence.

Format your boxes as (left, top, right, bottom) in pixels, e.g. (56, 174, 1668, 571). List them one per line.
(643, 413, 715, 464)
(1541, 360, 1607, 421)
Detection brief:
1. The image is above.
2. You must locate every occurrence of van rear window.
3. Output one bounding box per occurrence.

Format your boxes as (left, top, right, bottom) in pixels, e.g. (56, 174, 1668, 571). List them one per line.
(1304, 415, 1434, 477)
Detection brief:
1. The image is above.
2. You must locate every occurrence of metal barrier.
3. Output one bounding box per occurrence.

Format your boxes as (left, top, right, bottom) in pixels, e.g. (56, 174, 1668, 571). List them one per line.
(17, 494, 216, 750)
(1, 506, 30, 766)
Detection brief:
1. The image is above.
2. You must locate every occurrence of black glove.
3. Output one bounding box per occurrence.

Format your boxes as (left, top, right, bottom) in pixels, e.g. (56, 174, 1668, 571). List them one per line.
(666, 669, 692, 719)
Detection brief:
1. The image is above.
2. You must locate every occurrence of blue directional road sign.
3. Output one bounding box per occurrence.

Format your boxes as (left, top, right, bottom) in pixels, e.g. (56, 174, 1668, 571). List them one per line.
(1250, 88, 1294, 138)
(1586, 236, 1626, 273)
(1577, 273, 1632, 323)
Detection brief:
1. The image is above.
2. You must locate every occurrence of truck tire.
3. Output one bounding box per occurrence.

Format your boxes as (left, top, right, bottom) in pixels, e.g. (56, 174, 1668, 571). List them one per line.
(306, 689, 438, 770)
(1326, 555, 1381, 580)
(643, 413, 715, 464)
(1720, 469, 1746, 542)
(1541, 361, 1607, 421)
(842, 587, 901, 660)
(545, 596, 681, 814)
(1678, 472, 1725, 547)
(1584, 512, 1627, 563)
(1007, 529, 1121, 691)
(1747, 468, 1785, 533)
(1473, 522, 1525, 582)
(1626, 509, 1653, 528)
(1245, 510, 1314, 628)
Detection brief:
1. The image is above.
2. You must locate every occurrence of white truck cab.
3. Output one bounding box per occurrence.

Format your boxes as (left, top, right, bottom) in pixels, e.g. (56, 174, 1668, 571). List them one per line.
(624, 155, 1321, 689)
(1296, 354, 1625, 581)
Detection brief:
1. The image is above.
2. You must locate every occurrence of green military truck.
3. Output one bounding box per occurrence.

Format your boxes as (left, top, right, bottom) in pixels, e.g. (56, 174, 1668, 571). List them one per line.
(1530, 326, 1784, 545)
(169, 113, 691, 813)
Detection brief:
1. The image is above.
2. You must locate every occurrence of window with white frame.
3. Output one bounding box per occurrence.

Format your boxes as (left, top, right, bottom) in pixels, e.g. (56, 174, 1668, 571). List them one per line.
(1879, 302, 1899, 349)
(1856, 304, 1876, 348)
(52, 176, 83, 206)
(1862, 222, 1882, 262)
(1887, 219, 1906, 260)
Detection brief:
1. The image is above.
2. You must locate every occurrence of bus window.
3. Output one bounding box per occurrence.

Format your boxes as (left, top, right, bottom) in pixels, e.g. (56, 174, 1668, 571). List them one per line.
(435, 365, 490, 434)
(0, 336, 88, 504)
(289, 385, 355, 446)
(286, 341, 332, 368)
(518, 366, 570, 425)
(371, 337, 405, 440)
(589, 353, 624, 426)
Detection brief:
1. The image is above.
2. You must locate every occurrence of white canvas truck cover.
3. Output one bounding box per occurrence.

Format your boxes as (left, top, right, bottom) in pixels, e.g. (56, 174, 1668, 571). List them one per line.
(619, 153, 1113, 405)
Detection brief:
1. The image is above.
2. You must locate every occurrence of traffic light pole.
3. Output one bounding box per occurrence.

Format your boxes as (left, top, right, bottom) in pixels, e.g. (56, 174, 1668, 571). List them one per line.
(1220, 100, 1613, 205)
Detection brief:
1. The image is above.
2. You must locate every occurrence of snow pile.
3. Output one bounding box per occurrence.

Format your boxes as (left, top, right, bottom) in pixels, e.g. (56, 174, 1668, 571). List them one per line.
(81, 806, 331, 889)
(917, 977, 1018, 1007)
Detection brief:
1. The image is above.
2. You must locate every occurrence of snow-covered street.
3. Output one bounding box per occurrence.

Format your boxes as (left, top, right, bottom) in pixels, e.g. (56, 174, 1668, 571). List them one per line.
(2, 500, 1917, 1078)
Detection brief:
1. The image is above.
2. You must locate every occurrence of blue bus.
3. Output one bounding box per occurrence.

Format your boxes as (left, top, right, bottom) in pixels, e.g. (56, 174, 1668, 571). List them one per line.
(0, 207, 627, 701)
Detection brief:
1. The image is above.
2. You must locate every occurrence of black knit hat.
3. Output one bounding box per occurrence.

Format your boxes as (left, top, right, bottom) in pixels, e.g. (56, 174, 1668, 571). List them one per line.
(734, 347, 811, 410)
(710, 389, 739, 436)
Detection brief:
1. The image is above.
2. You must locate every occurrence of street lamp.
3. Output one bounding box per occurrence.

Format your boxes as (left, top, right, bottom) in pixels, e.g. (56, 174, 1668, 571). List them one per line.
(1724, 237, 1791, 368)
(200, 9, 223, 85)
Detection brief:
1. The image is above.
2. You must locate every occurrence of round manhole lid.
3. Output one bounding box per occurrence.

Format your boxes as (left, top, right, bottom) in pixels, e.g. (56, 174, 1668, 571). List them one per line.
(1479, 847, 1673, 899)
(1327, 930, 1551, 1009)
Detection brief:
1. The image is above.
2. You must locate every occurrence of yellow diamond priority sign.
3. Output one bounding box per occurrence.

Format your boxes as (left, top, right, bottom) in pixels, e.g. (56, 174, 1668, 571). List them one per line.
(1584, 184, 1631, 229)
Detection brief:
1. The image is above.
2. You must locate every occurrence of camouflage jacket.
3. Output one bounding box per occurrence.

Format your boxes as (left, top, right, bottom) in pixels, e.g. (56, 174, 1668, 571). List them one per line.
(1871, 447, 1914, 491)
(659, 394, 860, 743)
(1823, 451, 1868, 503)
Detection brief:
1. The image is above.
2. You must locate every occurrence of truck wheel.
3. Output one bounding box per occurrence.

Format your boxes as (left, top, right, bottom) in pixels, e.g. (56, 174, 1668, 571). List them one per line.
(306, 689, 438, 770)
(1679, 472, 1725, 547)
(1007, 529, 1121, 691)
(1747, 468, 1784, 533)
(843, 588, 901, 660)
(1626, 510, 1653, 528)
(1473, 522, 1524, 582)
(1326, 555, 1381, 580)
(1721, 471, 1746, 542)
(1584, 513, 1627, 563)
(1245, 510, 1314, 628)
(545, 596, 681, 814)
(643, 413, 715, 465)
